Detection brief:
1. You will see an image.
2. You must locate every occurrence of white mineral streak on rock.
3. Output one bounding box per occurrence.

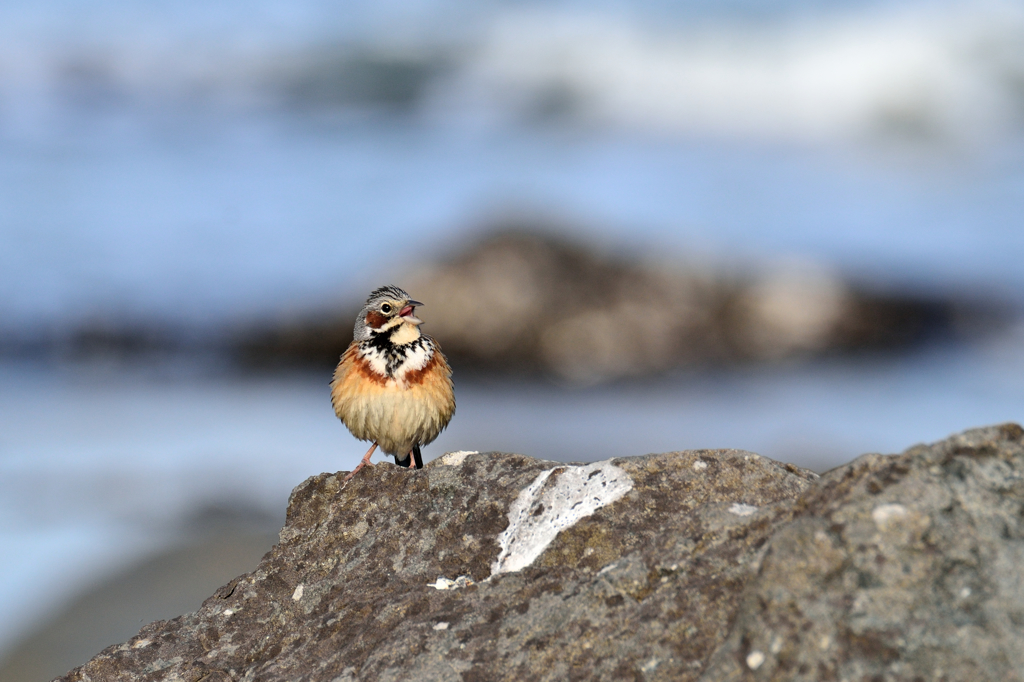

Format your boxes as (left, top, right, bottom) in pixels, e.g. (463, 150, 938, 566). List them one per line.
(433, 622, 450, 630)
(746, 650, 766, 670)
(291, 584, 304, 601)
(428, 575, 475, 590)
(490, 460, 633, 576)
(132, 638, 152, 649)
(438, 451, 478, 466)
(729, 503, 759, 516)
(641, 658, 659, 673)
(692, 460, 708, 470)
(871, 503, 908, 530)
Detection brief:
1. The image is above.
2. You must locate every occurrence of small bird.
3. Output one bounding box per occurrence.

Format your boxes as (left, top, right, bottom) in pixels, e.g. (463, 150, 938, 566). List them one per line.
(331, 285, 455, 480)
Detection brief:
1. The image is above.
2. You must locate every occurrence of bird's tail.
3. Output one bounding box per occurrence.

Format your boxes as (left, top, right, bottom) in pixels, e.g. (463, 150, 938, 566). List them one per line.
(394, 445, 424, 469)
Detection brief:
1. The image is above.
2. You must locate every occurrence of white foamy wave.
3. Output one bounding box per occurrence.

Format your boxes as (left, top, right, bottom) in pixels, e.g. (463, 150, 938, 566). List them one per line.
(0, 0, 465, 118)
(1, 1, 1023, 146)
(442, 2, 1024, 145)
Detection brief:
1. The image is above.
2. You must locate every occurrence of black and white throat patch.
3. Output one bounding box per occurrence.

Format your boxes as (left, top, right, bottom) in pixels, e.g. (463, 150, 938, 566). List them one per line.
(359, 333, 433, 379)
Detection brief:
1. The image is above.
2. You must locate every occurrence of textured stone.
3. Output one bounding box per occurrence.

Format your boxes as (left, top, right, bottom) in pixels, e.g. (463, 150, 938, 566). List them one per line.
(59, 424, 1024, 682)
(700, 422, 1024, 682)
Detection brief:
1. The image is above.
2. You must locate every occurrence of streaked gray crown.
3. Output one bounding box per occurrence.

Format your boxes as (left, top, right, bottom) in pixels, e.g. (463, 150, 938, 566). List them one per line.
(353, 285, 413, 340)
(365, 285, 411, 307)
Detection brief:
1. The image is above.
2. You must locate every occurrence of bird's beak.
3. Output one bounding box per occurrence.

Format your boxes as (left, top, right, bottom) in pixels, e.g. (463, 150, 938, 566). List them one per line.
(399, 301, 423, 325)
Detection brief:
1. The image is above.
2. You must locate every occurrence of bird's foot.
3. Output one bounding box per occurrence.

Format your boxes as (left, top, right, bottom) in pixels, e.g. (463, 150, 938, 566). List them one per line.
(343, 460, 373, 482)
(343, 442, 379, 482)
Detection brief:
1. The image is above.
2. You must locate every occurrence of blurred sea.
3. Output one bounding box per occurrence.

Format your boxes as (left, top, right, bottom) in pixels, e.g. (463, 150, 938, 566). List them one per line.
(2, 0, 1024, 674)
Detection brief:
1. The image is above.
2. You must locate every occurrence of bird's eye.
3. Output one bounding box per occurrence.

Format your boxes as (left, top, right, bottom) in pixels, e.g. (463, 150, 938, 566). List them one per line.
(381, 303, 392, 314)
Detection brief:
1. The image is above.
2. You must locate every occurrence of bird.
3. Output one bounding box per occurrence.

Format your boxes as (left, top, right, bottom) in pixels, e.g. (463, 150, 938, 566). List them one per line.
(330, 285, 455, 481)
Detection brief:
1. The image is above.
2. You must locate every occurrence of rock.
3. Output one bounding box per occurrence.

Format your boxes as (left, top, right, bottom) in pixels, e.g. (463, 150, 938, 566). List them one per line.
(59, 424, 1024, 681)
(700, 422, 1024, 682)
(235, 227, 994, 382)
(11, 226, 1002, 377)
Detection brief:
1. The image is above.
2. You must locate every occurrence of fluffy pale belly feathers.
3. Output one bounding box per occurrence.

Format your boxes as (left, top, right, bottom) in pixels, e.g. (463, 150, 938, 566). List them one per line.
(331, 343, 455, 457)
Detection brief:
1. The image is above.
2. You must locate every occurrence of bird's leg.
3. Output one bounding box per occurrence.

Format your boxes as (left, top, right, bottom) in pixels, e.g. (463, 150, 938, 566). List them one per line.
(400, 447, 422, 469)
(344, 442, 378, 481)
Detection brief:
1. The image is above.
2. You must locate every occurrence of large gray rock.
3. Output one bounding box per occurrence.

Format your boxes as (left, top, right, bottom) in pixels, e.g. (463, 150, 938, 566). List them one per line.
(235, 229, 990, 382)
(59, 424, 1024, 681)
(702, 422, 1024, 682)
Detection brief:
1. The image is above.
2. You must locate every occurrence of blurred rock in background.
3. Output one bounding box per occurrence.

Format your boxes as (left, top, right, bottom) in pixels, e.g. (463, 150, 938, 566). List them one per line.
(0, 503, 279, 682)
(235, 223, 1004, 383)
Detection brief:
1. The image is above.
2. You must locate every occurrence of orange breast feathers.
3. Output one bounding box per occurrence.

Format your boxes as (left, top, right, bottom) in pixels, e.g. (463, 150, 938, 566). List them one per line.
(330, 341, 455, 457)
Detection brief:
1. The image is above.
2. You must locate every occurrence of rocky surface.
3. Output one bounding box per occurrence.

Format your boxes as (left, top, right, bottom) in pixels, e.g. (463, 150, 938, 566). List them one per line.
(702, 421, 1024, 682)
(237, 228, 994, 382)
(60, 423, 1024, 681)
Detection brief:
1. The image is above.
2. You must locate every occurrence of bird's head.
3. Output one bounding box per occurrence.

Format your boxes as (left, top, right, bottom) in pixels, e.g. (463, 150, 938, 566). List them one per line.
(353, 285, 424, 342)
